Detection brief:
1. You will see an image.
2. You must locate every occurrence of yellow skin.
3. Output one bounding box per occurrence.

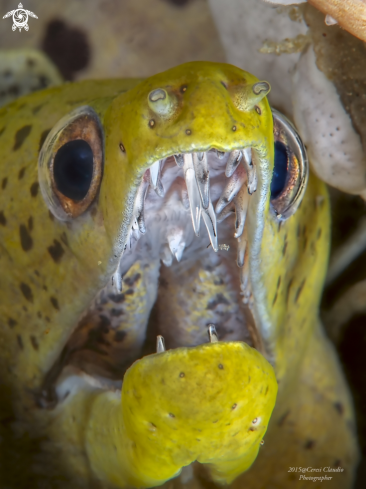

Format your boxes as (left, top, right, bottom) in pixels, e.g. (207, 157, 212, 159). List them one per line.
(0, 62, 358, 488)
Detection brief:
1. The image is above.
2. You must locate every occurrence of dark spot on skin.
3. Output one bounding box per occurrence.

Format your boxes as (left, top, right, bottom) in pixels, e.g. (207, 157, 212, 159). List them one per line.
(249, 426, 256, 432)
(42, 19, 91, 80)
(232, 125, 236, 131)
(13, 125, 32, 151)
(17, 335, 24, 350)
(39, 128, 51, 151)
(286, 278, 294, 303)
(119, 142, 125, 152)
(282, 235, 288, 256)
(37, 311, 42, 319)
(8, 318, 17, 328)
(32, 104, 44, 115)
(149, 119, 155, 128)
(43, 285, 48, 292)
(276, 276, 282, 291)
(0, 211, 6, 226)
(277, 410, 290, 426)
(28, 217, 33, 232)
(232, 403, 237, 410)
(30, 182, 39, 197)
(34, 270, 40, 277)
(206, 293, 230, 310)
(47, 240, 64, 263)
(20, 283, 33, 303)
(304, 439, 316, 450)
(114, 330, 126, 343)
(278, 221, 282, 232)
(181, 85, 187, 93)
(19, 224, 33, 251)
(265, 385, 269, 395)
(18, 167, 26, 179)
(99, 315, 111, 331)
(125, 289, 134, 295)
(179, 372, 185, 378)
(303, 237, 308, 250)
(109, 293, 125, 303)
(218, 364, 224, 370)
(30, 336, 39, 350)
(110, 308, 124, 317)
(255, 106, 261, 115)
(334, 402, 344, 415)
(186, 129, 191, 135)
(50, 297, 59, 310)
(294, 279, 306, 303)
(317, 228, 322, 240)
(169, 413, 175, 418)
(272, 292, 278, 306)
(124, 273, 141, 287)
(1, 177, 7, 189)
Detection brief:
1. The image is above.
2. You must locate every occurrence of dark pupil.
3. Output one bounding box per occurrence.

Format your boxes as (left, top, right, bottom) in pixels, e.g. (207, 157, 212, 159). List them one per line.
(270, 140, 288, 199)
(53, 139, 94, 201)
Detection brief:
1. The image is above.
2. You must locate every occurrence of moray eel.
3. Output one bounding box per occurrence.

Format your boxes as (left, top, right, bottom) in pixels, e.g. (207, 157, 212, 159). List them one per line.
(0, 62, 358, 488)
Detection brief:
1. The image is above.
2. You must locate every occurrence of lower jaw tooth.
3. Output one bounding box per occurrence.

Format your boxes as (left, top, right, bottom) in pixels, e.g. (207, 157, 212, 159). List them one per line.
(161, 245, 173, 267)
(216, 202, 235, 223)
(234, 184, 249, 238)
(237, 231, 247, 268)
(215, 164, 247, 215)
(167, 228, 186, 262)
(134, 171, 150, 234)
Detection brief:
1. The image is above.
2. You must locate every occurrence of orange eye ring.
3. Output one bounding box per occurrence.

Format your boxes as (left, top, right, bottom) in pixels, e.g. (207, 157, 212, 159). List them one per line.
(38, 106, 104, 220)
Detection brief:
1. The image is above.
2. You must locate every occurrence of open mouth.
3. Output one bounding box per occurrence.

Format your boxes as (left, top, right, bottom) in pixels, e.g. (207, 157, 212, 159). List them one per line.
(39, 146, 265, 407)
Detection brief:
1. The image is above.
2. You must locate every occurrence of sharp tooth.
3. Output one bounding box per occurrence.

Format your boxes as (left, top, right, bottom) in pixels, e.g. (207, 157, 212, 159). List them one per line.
(237, 229, 247, 268)
(155, 177, 165, 198)
(193, 152, 210, 209)
(216, 150, 225, 159)
(202, 200, 218, 252)
(183, 154, 201, 236)
(216, 202, 235, 223)
(174, 154, 184, 167)
(149, 160, 160, 189)
(156, 335, 166, 353)
(134, 171, 150, 234)
(161, 245, 173, 267)
(242, 148, 257, 194)
(225, 150, 242, 178)
(233, 184, 249, 238)
(207, 324, 219, 343)
(215, 164, 246, 215)
(167, 228, 186, 262)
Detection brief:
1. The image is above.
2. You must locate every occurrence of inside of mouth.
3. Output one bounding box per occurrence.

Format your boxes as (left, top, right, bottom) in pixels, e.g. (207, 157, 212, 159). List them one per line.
(41, 149, 263, 407)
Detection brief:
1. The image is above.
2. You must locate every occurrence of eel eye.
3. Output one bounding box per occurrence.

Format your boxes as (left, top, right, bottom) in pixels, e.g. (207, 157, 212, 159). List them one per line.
(38, 106, 103, 220)
(270, 108, 309, 220)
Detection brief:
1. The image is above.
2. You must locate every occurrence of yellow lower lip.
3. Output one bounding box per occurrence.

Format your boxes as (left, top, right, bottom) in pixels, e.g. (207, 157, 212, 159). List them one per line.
(86, 341, 277, 488)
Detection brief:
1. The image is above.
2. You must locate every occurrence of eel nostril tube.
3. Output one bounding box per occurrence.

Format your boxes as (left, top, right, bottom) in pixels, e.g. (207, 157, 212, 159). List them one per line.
(148, 88, 177, 117)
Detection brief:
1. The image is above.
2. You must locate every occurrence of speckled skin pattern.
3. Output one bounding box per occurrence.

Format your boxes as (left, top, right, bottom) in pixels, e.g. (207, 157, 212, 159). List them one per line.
(0, 62, 358, 488)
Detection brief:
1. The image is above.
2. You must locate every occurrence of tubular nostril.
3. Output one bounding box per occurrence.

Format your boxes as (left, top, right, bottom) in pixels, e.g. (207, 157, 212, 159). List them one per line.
(148, 88, 177, 117)
(149, 89, 167, 103)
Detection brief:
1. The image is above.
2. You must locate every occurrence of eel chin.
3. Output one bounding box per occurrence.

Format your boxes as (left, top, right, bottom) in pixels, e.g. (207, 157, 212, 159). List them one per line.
(40, 149, 277, 488)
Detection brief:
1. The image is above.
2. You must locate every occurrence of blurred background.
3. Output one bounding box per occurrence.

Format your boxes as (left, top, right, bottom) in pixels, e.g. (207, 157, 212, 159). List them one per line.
(0, 0, 365, 487)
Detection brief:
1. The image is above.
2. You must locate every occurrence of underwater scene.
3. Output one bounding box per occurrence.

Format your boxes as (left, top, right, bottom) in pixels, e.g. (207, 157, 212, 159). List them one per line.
(0, 0, 365, 488)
